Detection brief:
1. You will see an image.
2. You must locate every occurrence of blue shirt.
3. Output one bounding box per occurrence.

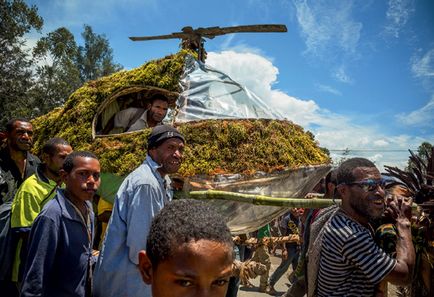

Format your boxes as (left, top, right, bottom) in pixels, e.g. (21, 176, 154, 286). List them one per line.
(93, 155, 172, 297)
(20, 189, 94, 297)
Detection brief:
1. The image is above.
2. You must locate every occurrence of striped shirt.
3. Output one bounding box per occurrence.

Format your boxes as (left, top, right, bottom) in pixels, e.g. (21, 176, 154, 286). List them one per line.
(317, 212, 396, 297)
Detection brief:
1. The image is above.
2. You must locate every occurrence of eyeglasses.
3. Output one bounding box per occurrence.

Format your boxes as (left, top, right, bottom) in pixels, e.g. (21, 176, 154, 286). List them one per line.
(342, 179, 386, 192)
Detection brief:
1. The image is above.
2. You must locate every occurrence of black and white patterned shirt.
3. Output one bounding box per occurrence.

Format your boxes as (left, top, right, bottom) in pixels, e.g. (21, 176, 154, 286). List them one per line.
(317, 212, 396, 297)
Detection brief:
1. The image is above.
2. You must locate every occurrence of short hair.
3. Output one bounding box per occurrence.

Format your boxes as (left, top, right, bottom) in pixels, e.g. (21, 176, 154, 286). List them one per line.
(42, 138, 70, 157)
(146, 199, 234, 266)
(6, 118, 31, 132)
(149, 94, 169, 105)
(62, 151, 98, 173)
(336, 157, 376, 185)
(325, 169, 337, 186)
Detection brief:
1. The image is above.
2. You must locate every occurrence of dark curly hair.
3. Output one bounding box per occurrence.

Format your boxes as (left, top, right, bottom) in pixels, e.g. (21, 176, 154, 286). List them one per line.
(42, 137, 70, 157)
(336, 157, 376, 185)
(62, 151, 98, 173)
(146, 199, 234, 266)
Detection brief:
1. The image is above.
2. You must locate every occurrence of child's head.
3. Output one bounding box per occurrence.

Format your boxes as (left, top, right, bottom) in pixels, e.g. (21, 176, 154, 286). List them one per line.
(138, 199, 234, 297)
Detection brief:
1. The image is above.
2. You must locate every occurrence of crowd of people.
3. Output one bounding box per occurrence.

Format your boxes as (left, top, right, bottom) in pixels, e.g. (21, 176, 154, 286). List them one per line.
(0, 114, 416, 297)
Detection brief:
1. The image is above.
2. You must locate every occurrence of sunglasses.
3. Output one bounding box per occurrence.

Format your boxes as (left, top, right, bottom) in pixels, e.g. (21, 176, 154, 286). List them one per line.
(343, 179, 387, 192)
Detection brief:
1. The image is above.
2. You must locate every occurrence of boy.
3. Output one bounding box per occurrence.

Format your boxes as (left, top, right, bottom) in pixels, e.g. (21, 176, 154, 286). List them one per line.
(138, 199, 234, 297)
(20, 151, 101, 297)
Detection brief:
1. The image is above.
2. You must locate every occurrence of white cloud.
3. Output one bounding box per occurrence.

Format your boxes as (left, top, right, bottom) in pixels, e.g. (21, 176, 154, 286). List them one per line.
(384, 0, 415, 38)
(291, 0, 361, 84)
(333, 65, 354, 84)
(292, 0, 362, 57)
(373, 139, 389, 147)
(207, 50, 429, 169)
(396, 95, 434, 127)
(411, 48, 434, 78)
(207, 51, 319, 126)
(316, 84, 342, 96)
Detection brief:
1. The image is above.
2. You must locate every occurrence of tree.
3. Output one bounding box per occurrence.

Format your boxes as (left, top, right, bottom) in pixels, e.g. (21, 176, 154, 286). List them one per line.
(76, 25, 122, 82)
(0, 0, 43, 128)
(28, 25, 123, 115)
(407, 141, 433, 172)
(0, 3, 122, 127)
(30, 27, 81, 114)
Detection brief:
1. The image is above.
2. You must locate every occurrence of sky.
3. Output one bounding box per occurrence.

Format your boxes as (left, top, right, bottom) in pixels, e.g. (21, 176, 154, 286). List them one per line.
(24, 0, 434, 170)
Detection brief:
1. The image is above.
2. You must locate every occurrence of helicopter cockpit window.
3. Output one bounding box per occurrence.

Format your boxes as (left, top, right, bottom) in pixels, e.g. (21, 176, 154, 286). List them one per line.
(92, 86, 178, 138)
(175, 55, 284, 122)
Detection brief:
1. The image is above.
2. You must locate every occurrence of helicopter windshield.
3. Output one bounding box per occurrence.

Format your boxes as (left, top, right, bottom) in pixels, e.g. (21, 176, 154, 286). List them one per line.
(175, 55, 284, 122)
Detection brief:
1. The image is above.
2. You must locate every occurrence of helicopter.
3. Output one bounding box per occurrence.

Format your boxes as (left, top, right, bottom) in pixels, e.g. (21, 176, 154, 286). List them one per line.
(31, 24, 331, 233)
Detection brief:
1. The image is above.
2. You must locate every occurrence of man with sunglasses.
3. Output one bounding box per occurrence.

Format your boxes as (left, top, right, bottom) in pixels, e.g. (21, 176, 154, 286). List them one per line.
(308, 158, 415, 297)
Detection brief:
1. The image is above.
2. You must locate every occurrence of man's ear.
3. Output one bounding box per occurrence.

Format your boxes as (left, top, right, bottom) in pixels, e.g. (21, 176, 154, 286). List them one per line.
(336, 185, 347, 199)
(138, 250, 153, 285)
(41, 152, 50, 164)
(59, 169, 68, 184)
(146, 102, 152, 110)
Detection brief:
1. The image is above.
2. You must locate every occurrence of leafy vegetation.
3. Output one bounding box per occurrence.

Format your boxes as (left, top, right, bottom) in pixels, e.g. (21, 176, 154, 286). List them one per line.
(31, 51, 329, 177)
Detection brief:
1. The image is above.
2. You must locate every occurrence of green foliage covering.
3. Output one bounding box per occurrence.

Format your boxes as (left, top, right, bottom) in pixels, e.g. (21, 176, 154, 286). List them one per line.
(32, 51, 330, 177)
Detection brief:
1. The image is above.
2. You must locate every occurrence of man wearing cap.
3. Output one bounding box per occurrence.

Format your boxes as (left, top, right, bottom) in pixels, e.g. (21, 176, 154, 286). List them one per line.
(93, 125, 185, 297)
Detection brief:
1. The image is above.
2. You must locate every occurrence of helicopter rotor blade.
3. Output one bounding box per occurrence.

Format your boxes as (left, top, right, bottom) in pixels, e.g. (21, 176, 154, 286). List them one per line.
(129, 32, 190, 41)
(129, 24, 287, 42)
(197, 24, 287, 38)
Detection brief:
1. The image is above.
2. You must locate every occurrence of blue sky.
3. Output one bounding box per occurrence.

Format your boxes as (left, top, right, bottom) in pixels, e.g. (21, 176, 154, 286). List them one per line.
(25, 0, 434, 169)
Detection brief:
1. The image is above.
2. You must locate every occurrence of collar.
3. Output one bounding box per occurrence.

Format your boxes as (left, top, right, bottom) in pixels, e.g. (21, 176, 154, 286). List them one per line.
(35, 164, 51, 184)
(56, 189, 92, 223)
(0, 147, 38, 169)
(145, 154, 171, 189)
(140, 109, 148, 121)
(26, 151, 38, 166)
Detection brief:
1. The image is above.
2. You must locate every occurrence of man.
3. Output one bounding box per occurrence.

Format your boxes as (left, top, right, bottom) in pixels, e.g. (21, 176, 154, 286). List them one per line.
(139, 199, 234, 297)
(111, 95, 169, 133)
(268, 208, 302, 295)
(0, 118, 40, 296)
(307, 158, 415, 297)
(250, 224, 272, 293)
(20, 151, 101, 297)
(284, 170, 338, 297)
(10, 138, 72, 282)
(93, 124, 185, 297)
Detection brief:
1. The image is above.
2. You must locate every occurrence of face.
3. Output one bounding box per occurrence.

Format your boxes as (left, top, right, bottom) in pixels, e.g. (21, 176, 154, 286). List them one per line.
(44, 145, 73, 175)
(140, 239, 233, 297)
(8, 121, 33, 152)
(291, 208, 304, 217)
(342, 166, 385, 221)
(149, 138, 184, 175)
(148, 99, 169, 123)
(61, 157, 101, 202)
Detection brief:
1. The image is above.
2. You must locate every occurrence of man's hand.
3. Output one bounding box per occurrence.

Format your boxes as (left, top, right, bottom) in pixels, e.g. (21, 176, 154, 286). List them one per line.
(383, 194, 415, 285)
(282, 249, 288, 260)
(385, 195, 413, 224)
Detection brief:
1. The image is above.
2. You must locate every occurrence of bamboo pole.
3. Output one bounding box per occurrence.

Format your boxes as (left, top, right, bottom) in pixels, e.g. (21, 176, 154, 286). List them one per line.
(187, 190, 419, 209)
(188, 190, 339, 208)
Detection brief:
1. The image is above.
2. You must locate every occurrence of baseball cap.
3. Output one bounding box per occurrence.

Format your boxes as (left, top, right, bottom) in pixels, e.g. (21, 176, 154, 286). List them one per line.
(147, 125, 185, 149)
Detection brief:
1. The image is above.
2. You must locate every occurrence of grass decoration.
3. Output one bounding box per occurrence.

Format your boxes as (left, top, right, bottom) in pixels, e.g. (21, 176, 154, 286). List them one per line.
(31, 51, 330, 177)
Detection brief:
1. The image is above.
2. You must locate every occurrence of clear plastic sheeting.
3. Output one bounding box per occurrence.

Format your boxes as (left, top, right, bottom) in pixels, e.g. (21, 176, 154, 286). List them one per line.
(184, 164, 332, 234)
(175, 55, 284, 122)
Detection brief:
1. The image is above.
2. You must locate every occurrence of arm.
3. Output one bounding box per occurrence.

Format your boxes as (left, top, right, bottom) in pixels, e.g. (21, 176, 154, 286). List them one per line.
(125, 185, 161, 264)
(20, 215, 58, 297)
(11, 188, 40, 240)
(382, 196, 415, 285)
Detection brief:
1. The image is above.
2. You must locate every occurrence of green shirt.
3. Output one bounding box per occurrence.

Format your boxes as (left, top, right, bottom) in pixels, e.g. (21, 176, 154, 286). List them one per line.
(11, 170, 58, 229)
(10, 166, 58, 281)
